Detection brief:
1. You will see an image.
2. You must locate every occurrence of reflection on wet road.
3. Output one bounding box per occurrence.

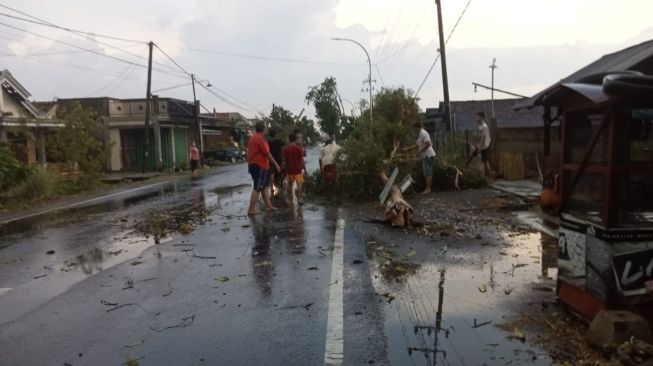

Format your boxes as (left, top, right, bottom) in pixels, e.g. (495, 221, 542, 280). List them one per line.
(0, 152, 559, 365)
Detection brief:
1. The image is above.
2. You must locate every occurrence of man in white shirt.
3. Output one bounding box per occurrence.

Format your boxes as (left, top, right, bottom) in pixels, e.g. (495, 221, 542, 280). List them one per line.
(475, 112, 493, 178)
(319, 134, 341, 184)
(405, 122, 437, 194)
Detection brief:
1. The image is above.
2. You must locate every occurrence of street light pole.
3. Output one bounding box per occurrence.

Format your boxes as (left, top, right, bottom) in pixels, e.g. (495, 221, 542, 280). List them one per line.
(331, 37, 373, 140)
(489, 58, 498, 119)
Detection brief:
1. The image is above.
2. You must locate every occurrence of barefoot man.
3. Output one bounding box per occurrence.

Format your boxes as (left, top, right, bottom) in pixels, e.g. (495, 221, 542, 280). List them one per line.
(405, 122, 436, 194)
(282, 132, 305, 204)
(247, 121, 281, 215)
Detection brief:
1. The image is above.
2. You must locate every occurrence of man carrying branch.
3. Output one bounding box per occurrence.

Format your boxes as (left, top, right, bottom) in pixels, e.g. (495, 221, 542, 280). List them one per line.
(404, 122, 436, 194)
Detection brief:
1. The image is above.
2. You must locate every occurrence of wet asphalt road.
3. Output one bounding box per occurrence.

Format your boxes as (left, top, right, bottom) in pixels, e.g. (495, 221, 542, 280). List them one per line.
(0, 151, 557, 366)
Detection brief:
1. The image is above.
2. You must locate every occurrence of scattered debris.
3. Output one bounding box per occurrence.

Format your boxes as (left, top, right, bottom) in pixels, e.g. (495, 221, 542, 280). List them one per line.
(508, 326, 526, 342)
(186, 250, 216, 260)
(473, 318, 493, 328)
(376, 292, 395, 303)
(280, 303, 314, 310)
(124, 356, 143, 366)
(216, 276, 229, 282)
(172, 243, 195, 247)
(162, 281, 173, 297)
(478, 284, 487, 293)
(150, 314, 195, 332)
(130, 261, 143, 266)
(122, 279, 134, 290)
(254, 261, 272, 267)
(307, 266, 319, 271)
(46, 250, 55, 255)
(353, 260, 363, 264)
(179, 223, 193, 234)
(100, 299, 140, 313)
(124, 340, 145, 349)
(33, 274, 47, 279)
(133, 204, 211, 243)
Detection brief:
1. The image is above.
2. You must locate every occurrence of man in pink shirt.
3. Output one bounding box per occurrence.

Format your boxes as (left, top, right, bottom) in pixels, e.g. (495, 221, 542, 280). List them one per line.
(189, 142, 200, 176)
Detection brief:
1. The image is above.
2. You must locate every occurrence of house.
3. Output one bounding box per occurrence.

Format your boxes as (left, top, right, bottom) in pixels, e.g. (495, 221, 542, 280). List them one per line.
(0, 69, 59, 165)
(199, 109, 239, 151)
(49, 96, 200, 172)
(514, 38, 653, 176)
(426, 98, 547, 177)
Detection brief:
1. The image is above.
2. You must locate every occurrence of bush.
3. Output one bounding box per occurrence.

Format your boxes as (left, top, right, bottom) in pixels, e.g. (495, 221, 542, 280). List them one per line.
(0, 146, 32, 192)
(10, 168, 58, 202)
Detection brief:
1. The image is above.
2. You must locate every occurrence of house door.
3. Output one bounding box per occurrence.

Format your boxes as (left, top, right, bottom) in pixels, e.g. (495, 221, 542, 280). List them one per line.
(120, 130, 139, 170)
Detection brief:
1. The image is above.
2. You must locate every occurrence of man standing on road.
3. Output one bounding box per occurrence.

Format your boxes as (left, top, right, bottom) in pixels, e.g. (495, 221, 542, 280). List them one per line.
(405, 122, 436, 194)
(293, 127, 307, 157)
(319, 133, 341, 185)
(189, 142, 200, 177)
(268, 128, 284, 195)
(247, 121, 281, 215)
(475, 112, 493, 179)
(282, 133, 305, 204)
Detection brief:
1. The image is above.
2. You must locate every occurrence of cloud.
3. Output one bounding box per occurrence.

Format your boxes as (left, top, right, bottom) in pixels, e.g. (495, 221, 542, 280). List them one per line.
(0, 0, 650, 120)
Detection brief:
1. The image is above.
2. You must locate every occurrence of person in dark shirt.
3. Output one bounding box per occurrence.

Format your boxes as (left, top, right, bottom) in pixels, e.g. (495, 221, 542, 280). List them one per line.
(268, 129, 285, 195)
(282, 133, 305, 204)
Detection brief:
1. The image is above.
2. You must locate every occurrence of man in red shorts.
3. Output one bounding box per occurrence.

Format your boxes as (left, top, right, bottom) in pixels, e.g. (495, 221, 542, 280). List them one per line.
(247, 121, 281, 215)
(282, 133, 305, 204)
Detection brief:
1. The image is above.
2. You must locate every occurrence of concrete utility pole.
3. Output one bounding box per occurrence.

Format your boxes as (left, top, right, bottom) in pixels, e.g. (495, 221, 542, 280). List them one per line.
(191, 74, 204, 165)
(331, 37, 373, 140)
(490, 58, 498, 119)
(142, 41, 154, 173)
(435, 0, 452, 134)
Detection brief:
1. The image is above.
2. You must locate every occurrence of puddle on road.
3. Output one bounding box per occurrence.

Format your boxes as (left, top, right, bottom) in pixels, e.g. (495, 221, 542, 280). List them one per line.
(0, 182, 193, 238)
(369, 231, 558, 365)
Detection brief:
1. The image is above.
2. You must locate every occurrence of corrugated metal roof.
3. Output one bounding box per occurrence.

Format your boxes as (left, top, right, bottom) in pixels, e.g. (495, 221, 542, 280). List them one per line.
(517, 39, 653, 109)
(432, 98, 543, 131)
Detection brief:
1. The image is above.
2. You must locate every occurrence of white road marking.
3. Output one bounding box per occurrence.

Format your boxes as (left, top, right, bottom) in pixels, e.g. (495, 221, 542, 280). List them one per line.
(324, 218, 345, 365)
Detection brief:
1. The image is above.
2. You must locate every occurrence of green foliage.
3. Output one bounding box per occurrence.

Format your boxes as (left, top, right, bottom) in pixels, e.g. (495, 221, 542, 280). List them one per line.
(297, 116, 321, 146)
(305, 77, 345, 136)
(47, 102, 110, 187)
(0, 145, 31, 192)
(266, 104, 321, 146)
(307, 86, 487, 200)
(10, 167, 58, 202)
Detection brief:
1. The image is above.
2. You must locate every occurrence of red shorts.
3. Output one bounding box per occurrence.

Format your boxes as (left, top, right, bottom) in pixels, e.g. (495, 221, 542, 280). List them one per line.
(323, 164, 337, 184)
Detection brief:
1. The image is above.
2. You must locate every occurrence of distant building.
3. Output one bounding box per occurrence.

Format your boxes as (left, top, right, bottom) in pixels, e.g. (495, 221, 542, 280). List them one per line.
(0, 69, 60, 165)
(50, 96, 200, 172)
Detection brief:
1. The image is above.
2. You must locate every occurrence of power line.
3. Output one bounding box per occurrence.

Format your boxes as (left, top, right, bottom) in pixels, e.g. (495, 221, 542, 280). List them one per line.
(0, 21, 188, 80)
(156, 43, 366, 66)
(154, 42, 263, 114)
(153, 44, 191, 76)
(0, 4, 144, 44)
(152, 82, 192, 94)
(0, 7, 183, 75)
(415, 0, 472, 97)
(374, 64, 386, 87)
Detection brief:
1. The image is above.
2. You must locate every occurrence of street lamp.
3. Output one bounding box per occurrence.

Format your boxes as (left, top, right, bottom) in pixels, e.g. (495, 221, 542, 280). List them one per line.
(342, 98, 357, 117)
(331, 37, 373, 140)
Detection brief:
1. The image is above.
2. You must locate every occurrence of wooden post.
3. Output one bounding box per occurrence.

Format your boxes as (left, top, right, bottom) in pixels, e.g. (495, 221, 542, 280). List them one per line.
(435, 0, 452, 135)
(142, 41, 153, 172)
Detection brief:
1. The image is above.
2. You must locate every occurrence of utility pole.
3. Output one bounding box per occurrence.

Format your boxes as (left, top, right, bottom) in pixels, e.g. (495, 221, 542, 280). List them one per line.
(142, 41, 154, 173)
(435, 0, 452, 135)
(191, 73, 204, 165)
(490, 58, 498, 119)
